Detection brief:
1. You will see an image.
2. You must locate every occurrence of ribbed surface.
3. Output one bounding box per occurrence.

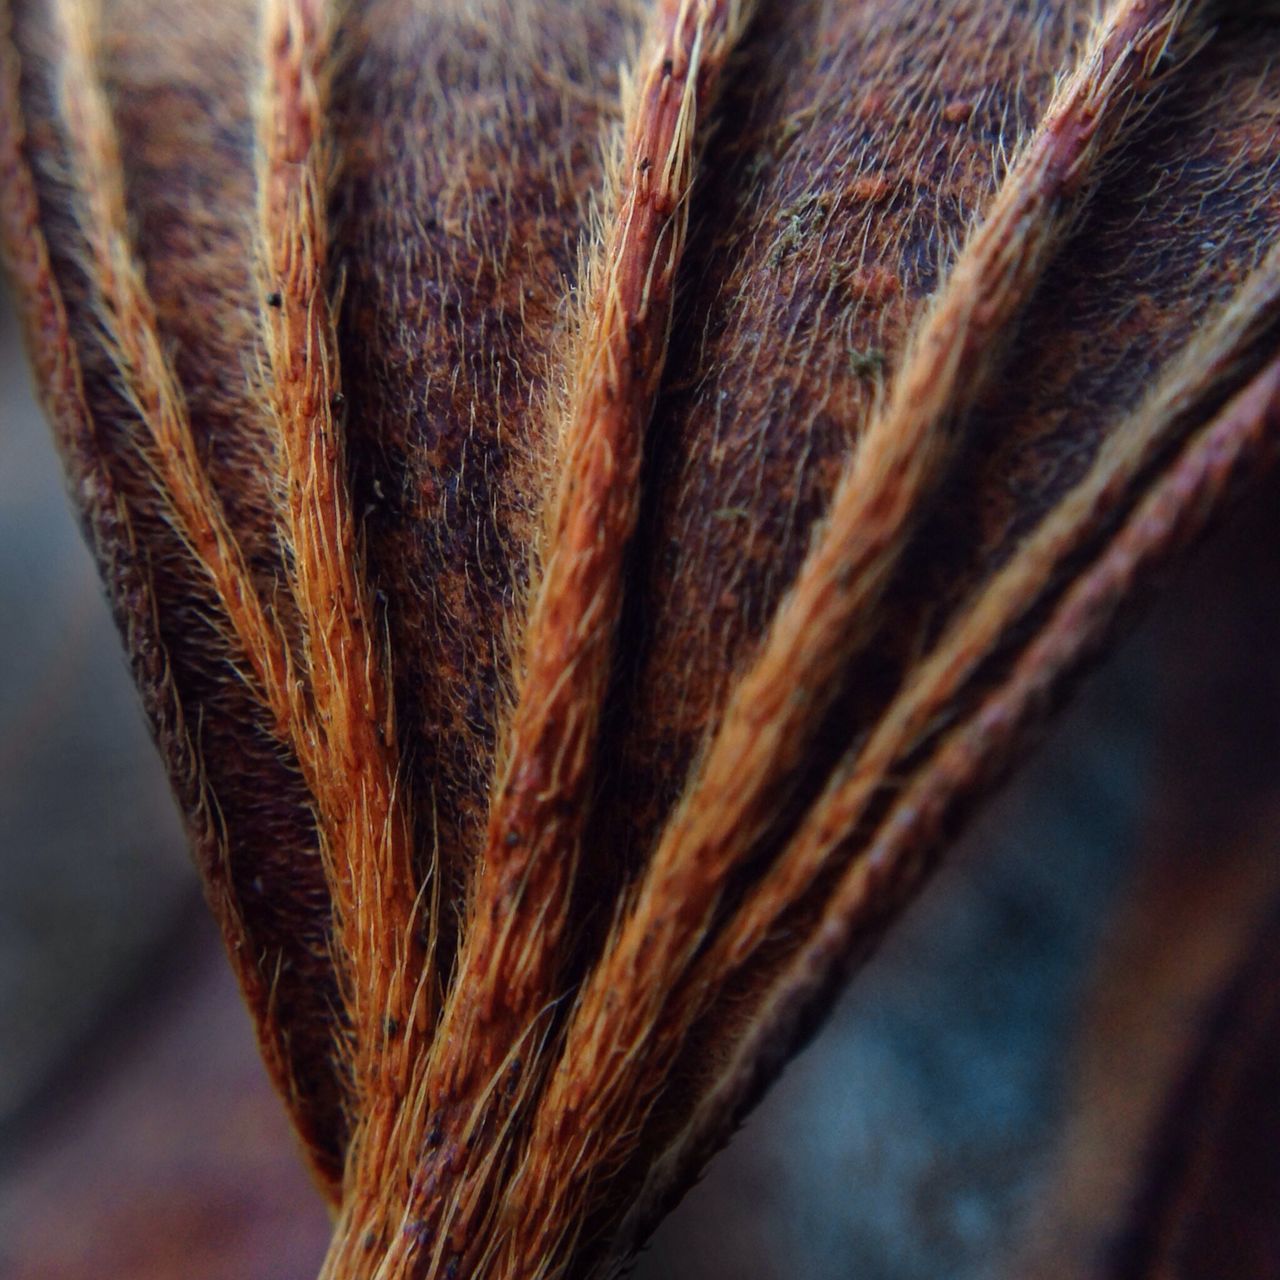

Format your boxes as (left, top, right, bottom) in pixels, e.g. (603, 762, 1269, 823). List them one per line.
(2, 1, 1278, 1276)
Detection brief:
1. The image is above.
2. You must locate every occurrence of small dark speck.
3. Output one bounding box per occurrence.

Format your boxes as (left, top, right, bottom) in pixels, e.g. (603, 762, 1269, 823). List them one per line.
(849, 347, 887, 379)
(266, 290, 283, 308)
(661, 58, 673, 77)
(504, 1057, 522, 1096)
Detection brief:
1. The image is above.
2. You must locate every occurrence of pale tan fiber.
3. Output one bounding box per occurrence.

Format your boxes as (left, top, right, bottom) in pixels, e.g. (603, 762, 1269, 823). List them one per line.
(8, 0, 1280, 1273)
(591, 240, 1280, 1209)
(508, 1, 1201, 1254)
(432, 0, 755, 1092)
(628, 0, 1195, 979)
(254, 0, 427, 1101)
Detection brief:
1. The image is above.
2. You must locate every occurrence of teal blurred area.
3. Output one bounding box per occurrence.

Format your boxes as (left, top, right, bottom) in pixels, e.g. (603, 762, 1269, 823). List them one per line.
(636, 646, 1155, 1280)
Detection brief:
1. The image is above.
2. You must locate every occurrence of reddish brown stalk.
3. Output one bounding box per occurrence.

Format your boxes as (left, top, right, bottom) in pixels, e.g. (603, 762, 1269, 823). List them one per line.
(254, 0, 427, 1101)
(50, 0, 306, 745)
(13, 0, 1278, 1274)
(439, 0, 753, 1078)
(613, 342, 1280, 1267)
(584, 242, 1280, 1202)
(319, 2, 754, 1274)
(533, 236, 1280, 1236)
(502, 0, 1199, 1263)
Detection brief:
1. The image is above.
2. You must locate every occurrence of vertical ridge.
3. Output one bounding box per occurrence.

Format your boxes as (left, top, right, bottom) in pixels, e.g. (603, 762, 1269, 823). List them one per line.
(51, 0, 306, 747)
(254, 0, 429, 1112)
(316, 2, 758, 1275)
(0, 0, 347, 1199)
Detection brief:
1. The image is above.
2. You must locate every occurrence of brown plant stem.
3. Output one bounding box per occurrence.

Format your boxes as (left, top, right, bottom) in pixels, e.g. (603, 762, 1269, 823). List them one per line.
(254, 0, 428, 1109)
(593, 242, 1280, 1231)
(440, 0, 755, 1090)
(8, 0, 1279, 1274)
(701, 236, 1280, 990)
(318, 2, 755, 1275)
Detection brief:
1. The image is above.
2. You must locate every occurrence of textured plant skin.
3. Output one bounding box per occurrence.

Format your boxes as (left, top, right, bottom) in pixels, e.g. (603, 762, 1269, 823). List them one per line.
(2, 0, 1279, 1277)
(358, 9, 760, 1263)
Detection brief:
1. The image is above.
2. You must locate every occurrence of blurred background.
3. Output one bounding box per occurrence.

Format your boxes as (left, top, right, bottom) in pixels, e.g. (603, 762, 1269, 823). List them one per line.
(1, 278, 1277, 1279)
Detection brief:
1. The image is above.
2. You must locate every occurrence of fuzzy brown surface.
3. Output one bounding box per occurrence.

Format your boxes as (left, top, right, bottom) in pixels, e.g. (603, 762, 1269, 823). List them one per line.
(3, 0, 1279, 1277)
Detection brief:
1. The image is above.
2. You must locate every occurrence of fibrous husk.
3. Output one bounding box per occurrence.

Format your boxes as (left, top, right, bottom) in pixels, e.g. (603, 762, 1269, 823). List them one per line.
(2, 0, 1278, 1276)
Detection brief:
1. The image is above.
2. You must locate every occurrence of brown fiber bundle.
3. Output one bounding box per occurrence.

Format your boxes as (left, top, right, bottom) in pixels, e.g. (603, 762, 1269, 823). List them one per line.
(2, 0, 1278, 1276)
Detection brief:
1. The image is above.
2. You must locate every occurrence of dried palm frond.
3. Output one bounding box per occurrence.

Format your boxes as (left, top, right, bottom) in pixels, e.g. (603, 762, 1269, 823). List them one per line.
(2, 0, 1278, 1276)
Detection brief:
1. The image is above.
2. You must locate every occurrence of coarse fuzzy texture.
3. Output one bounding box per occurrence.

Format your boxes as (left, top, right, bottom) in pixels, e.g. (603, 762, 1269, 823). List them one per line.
(322, 6, 765, 1276)
(611, 341, 1280, 1278)
(2, 0, 350, 1196)
(2, 0, 1280, 1277)
(505, 13, 1206, 1268)
(253, 0, 428, 1111)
